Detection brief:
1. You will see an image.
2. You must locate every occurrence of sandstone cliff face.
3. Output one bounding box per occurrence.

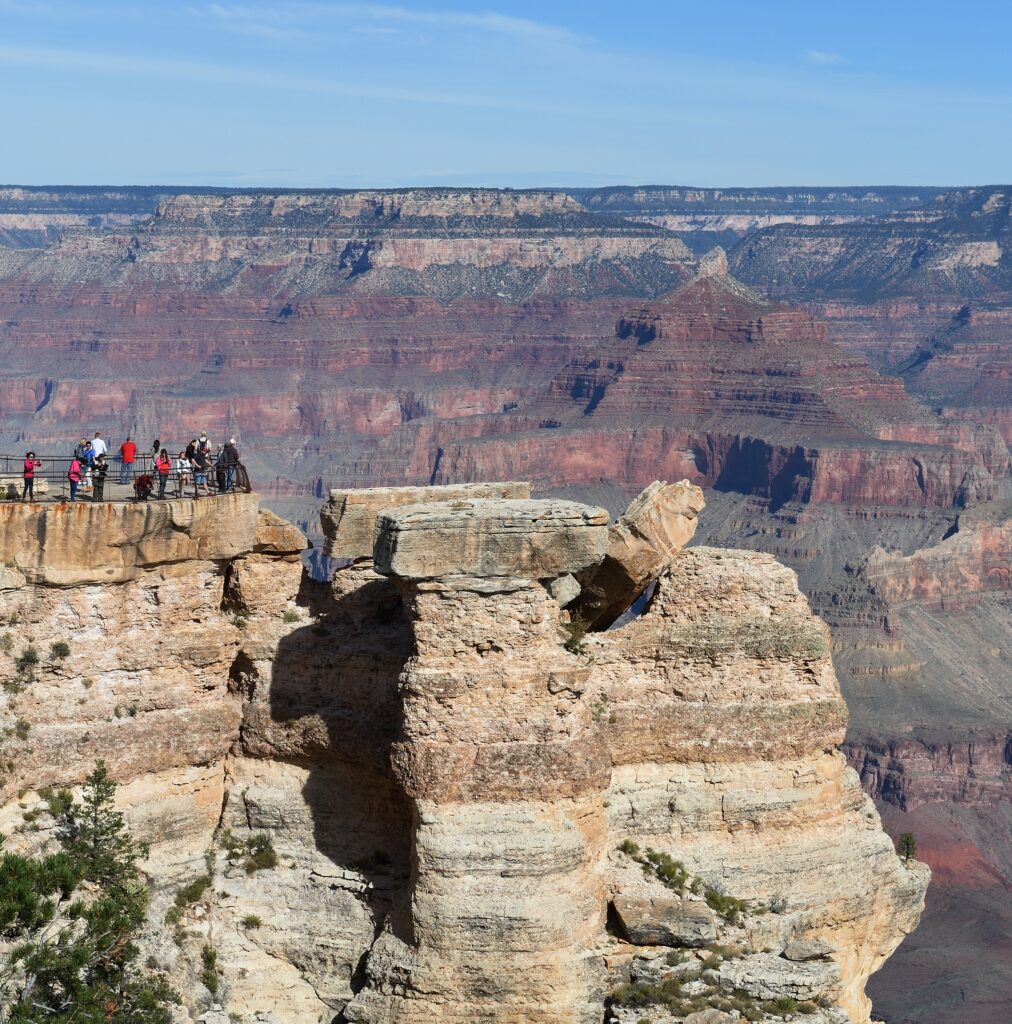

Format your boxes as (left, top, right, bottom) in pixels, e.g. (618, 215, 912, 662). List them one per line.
(0, 485, 925, 1024)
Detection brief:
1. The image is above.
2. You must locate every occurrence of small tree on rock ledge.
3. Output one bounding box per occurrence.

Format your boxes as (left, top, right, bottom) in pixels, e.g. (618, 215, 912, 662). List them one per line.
(898, 831, 917, 864)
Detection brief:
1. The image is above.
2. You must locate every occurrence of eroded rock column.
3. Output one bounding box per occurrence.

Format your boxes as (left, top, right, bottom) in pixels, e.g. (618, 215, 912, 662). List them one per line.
(346, 499, 611, 1024)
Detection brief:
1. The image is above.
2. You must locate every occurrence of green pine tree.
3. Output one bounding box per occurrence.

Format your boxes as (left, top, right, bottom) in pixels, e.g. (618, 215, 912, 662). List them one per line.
(0, 761, 179, 1023)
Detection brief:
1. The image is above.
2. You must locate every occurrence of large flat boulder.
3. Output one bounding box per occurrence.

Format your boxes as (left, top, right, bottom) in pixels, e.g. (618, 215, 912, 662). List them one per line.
(0, 493, 261, 585)
(374, 498, 608, 581)
(574, 480, 705, 629)
(611, 894, 718, 947)
(321, 482, 530, 559)
(718, 951, 841, 1001)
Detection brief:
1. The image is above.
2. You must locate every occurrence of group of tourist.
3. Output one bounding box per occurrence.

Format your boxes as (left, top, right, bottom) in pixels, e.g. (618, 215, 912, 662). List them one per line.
(20, 431, 242, 502)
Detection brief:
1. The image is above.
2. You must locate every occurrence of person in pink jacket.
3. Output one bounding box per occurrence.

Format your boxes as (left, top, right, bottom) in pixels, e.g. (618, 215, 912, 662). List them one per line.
(22, 452, 42, 501)
(67, 455, 82, 502)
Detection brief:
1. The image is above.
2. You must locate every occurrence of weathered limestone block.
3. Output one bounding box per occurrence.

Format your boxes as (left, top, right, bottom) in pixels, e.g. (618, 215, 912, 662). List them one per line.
(784, 938, 836, 961)
(0, 562, 26, 590)
(718, 951, 841, 1001)
(0, 492, 261, 585)
(574, 479, 705, 629)
(374, 498, 608, 580)
(253, 507, 308, 554)
(612, 894, 718, 947)
(322, 481, 530, 558)
(224, 553, 304, 617)
(348, 498, 612, 1023)
(596, 548, 928, 1024)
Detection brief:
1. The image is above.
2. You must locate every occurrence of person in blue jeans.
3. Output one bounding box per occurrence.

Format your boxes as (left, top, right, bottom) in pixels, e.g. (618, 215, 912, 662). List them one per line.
(67, 455, 82, 501)
(223, 438, 240, 491)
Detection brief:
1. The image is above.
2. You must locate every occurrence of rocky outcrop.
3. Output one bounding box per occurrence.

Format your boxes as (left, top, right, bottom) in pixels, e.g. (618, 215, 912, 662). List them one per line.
(0, 484, 926, 1023)
(574, 479, 705, 627)
(322, 481, 530, 558)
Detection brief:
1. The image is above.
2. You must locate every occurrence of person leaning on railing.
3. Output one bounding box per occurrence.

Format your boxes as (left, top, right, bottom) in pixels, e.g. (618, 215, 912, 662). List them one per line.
(119, 436, 136, 484)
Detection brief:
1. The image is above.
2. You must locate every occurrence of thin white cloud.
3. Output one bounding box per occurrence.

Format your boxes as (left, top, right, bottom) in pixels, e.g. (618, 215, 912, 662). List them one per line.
(0, 42, 593, 113)
(0, 0, 53, 11)
(805, 49, 844, 66)
(204, 3, 586, 46)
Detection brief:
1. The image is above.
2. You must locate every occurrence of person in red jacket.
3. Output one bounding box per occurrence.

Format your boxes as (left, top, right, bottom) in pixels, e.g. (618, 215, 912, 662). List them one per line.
(119, 435, 137, 485)
(154, 447, 172, 499)
(21, 451, 41, 501)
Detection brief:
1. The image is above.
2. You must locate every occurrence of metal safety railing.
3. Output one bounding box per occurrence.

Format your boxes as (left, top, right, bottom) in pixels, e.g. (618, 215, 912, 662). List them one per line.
(1, 451, 252, 503)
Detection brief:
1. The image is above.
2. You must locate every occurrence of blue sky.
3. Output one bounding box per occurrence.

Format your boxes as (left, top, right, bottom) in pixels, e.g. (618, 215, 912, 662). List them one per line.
(1, 0, 1010, 187)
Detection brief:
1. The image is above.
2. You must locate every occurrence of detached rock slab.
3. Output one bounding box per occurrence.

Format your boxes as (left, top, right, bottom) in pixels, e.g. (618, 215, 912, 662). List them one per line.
(718, 951, 840, 1001)
(574, 479, 705, 628)
(612, 894, 719, 948)
(322, 482, 530, 559)
(783, 938, 836, 962)
(374, 498, 608, 581)
(253, 508, 308, 555)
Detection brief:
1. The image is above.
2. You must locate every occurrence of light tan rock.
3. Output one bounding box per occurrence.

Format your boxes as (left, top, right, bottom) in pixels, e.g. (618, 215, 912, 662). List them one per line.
(612, 894, 718, 947)
(0, 484, 926, 1024)
(374, 498, 608, 580)
(575, 479, 705, 628)
(0, 492, 261, 585)
(0, 562, 25, 590)
(718, 951, 841, 1001)
(321, 481, 530, 558)
(252, 507, 307, 554)
(784, 938, 837, 961)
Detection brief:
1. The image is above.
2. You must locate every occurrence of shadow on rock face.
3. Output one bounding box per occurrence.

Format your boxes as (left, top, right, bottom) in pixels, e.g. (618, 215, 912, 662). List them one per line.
(260, 564, 417, 995)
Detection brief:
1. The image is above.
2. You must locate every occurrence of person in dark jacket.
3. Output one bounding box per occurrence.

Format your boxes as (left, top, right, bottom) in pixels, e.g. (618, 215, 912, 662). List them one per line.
(92, 454, 109, 501)
(222, 437, 240, 491)
(22, 452, 42, 501)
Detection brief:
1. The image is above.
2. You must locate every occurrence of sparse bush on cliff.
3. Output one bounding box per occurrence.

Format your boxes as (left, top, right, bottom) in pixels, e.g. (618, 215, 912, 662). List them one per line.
(703, 885, 750, 926)
(49, 640, 71, 660)
(200, 943, 220, 995)
(617, 841, 753, 926)
(219, 828, 279, 873)
(766, 995, 799, 1015)
(39, 784, 73, 819)
(241, 913, 263, 929)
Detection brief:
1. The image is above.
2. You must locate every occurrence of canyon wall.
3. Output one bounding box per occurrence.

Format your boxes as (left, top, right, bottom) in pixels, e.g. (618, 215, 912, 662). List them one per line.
(0, 183, 1007, 1024)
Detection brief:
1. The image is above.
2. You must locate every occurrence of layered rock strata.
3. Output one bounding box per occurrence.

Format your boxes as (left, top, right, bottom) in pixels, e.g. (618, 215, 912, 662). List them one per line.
(334, 489, 925, 1024)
